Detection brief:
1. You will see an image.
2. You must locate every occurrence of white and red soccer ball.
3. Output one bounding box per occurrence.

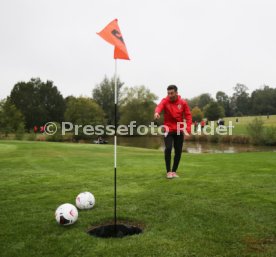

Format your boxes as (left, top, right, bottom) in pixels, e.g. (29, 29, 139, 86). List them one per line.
(55, 192, 95, 226)
(75, 192, 95, 210)
(55, 203, 78, 226)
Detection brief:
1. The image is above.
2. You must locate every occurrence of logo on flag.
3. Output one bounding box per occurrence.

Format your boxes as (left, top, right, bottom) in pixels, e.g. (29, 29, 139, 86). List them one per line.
(97, 19, 130, 60)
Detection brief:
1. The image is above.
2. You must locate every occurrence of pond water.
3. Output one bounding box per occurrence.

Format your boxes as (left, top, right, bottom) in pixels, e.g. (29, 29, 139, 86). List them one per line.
(105, 136, 276, 154)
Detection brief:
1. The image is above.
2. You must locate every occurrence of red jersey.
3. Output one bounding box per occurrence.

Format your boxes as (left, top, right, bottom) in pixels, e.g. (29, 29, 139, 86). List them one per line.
(155, 95, 192, 133)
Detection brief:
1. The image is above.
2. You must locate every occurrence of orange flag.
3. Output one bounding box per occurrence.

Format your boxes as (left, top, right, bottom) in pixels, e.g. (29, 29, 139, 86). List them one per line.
(97, 19, 130, 60)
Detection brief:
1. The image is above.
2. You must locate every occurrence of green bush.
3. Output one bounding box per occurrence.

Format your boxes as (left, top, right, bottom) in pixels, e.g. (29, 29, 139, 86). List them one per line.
(235, 111, 243, 117)
(185, 135, 196, 142)
(246, 118, 264, 145)
(231, 135, 250, 144)
(15, 122, 25, 140)
(263, 126, 276, 146)
(198, 135, 208, 142)
(45, 122, 63, 142)
(220, 135, 232, 144)
(27, 132, 36, 141)
(209, 134, 219, 143)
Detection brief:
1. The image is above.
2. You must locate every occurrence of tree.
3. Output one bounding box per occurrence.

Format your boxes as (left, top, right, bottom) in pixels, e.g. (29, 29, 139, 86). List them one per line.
(203, 102, 225, 121)
(9, 78, 65, 129)
(121, 85, 157, 105)
(0, 98, 25, 137)
(64, 97, 106, 139)
(92, 76, 124, 125)
(231, 83, 250, 116)
(250, 86, 276, 115)
(191, 106, 203, 122)
(198, 93, 213, 109)
(120, 86, 158, 127)
(216, 91, 232, 117)
(65, 97, 105, 125)
(186, 96, 200, 109)
(186, 93, 213, 110)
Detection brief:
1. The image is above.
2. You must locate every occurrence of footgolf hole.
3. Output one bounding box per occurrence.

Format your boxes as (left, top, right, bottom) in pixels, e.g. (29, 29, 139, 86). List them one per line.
(87, 221, 143, 238)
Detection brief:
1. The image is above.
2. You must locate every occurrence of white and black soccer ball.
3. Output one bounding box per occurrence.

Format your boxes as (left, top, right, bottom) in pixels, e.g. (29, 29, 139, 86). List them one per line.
(75, 192, 95, 210)
(55, 203, 78, 226)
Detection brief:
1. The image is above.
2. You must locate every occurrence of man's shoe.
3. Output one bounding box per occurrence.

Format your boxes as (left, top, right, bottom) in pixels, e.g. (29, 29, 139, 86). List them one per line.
(166, 172, 173, 179)
(172, 172, 179, 178)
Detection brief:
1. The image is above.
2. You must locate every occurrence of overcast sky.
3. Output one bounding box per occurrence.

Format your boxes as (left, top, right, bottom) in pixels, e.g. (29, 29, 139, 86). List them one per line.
(1, 0, 275, 101)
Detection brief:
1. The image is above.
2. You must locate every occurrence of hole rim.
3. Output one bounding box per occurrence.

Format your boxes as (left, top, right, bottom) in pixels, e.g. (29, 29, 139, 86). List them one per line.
(87, 219, 145, 239)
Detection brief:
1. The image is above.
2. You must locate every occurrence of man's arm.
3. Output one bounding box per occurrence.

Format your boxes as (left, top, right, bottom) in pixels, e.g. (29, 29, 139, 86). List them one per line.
(183, 100, 192, 134)
(154, 98, 165, 119)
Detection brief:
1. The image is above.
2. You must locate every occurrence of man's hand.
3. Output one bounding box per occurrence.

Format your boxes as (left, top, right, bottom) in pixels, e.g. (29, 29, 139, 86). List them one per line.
(154, 112, 160, 120)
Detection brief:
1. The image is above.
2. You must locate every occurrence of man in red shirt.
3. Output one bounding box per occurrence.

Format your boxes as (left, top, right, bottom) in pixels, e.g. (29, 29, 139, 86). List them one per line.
(154, 85, 192, 179)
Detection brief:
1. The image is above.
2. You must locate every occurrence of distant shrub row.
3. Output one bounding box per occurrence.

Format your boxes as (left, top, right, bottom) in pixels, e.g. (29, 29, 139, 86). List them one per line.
(246, 118, 276, 146)
(2, 118, 276, 146)
(185, 134, 250, 145)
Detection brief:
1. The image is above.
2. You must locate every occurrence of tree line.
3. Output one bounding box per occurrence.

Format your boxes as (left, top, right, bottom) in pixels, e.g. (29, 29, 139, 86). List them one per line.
(0, 77, 275, 136)
(0, 77, 157, 136)
(188, 83, 276, 121)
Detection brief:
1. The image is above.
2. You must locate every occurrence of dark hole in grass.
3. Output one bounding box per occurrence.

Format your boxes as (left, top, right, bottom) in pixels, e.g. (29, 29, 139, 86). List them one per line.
(88, 224, 143, 238)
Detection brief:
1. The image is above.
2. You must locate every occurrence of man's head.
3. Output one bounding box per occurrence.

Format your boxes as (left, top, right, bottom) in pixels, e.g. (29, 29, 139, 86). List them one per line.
(167, 85, 178, 102)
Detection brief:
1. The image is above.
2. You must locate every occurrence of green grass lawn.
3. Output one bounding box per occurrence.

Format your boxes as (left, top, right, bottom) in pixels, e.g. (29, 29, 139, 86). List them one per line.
(0, 141, 275, 257)
(223, 115, 276, 136)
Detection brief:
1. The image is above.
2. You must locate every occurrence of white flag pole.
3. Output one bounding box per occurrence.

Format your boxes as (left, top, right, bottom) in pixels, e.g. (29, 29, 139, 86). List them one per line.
(114, 58, 118, 232)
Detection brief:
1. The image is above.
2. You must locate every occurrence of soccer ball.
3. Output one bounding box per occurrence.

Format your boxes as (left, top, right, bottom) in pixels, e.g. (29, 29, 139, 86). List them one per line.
(55, 203, 78, 226)
(75, 192, 95, 210)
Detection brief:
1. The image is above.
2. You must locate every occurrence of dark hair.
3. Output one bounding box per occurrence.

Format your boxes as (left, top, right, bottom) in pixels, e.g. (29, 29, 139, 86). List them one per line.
(167, 85, 178, 92)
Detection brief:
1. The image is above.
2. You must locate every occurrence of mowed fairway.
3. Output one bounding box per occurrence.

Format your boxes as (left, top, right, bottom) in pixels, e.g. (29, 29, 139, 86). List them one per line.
(0, 141, 275, 257)
(224, 115, 276, 135)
